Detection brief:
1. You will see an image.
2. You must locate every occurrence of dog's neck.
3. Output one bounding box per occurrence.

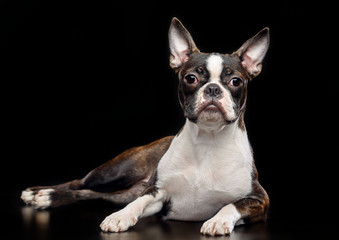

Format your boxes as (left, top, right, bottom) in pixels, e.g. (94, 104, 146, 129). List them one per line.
(183, 118, 244, 147)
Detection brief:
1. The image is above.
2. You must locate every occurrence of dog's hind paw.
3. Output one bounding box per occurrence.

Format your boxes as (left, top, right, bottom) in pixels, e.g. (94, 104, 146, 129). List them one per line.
(32, 189, 55, 209)
(21, 190, 35, 204)
(21, 188, 55, 209)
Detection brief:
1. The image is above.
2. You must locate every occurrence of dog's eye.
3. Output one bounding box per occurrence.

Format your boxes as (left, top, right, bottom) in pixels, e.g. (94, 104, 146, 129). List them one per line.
(229, 77, 243, 87)
(184, 74, 198, 84)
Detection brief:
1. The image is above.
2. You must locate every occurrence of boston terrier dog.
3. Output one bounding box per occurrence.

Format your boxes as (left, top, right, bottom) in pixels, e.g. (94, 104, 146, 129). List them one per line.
(21, 18, 270, 236)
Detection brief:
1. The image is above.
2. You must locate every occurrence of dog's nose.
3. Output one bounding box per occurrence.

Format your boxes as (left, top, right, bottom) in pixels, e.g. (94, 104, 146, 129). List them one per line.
(204, 84, 221, 98)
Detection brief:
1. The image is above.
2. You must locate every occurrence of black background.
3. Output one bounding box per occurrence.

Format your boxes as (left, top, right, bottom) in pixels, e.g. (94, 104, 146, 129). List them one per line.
(1, 0, 338, 239)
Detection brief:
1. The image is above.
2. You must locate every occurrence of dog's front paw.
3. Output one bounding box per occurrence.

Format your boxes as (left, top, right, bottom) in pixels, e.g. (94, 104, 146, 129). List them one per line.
(200, 218, 235, 236)
(100, 210, 138, 233)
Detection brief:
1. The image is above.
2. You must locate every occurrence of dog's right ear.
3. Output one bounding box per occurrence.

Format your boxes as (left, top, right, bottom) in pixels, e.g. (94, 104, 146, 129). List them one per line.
(168, 18, 199, 70)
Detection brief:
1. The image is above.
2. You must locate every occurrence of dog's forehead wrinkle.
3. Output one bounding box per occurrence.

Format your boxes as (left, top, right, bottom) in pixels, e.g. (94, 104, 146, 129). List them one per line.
(222, 55, 247, 74)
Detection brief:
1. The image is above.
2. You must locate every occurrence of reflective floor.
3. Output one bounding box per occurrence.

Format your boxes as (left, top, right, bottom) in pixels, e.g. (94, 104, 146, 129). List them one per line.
(4, 192, 336, 240)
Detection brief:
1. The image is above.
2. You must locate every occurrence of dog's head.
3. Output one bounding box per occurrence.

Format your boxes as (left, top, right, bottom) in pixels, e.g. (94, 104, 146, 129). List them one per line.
(169, 18, 269, 131)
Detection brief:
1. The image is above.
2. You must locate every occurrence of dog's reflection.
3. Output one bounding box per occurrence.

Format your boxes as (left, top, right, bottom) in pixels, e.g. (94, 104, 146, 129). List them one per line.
(21, 206, 268, 240)
(21, 206, 50, 239)
(22, 206, 50, 225)
(100, 218, 268, 240)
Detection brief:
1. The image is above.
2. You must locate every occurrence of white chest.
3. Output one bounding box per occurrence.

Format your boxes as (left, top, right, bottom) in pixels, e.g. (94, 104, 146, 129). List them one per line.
(156, 121, 253, 221)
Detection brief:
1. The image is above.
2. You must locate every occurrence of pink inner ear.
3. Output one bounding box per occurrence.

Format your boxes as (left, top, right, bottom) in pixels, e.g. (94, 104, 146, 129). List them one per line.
(241, 53, 260, 75)
(241, 53, 252, 68)
(180, 49, 190, 63)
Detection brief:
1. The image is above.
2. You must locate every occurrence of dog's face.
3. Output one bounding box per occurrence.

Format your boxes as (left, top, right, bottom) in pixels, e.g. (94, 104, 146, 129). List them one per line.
(177, 52, 248, 127)
(169, 18, 269, 130)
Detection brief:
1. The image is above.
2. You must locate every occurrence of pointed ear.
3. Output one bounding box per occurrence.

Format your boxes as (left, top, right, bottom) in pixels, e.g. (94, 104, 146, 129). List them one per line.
(234, 28, 270, 78)
(168, 17, 199, 70)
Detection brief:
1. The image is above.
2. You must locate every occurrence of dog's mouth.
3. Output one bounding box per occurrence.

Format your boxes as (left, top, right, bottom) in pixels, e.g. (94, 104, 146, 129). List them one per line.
(198, 99, 225, 115)
(186, 98, 237, 125)
(203, 104, 220, 112)
(193, 99, 231, 130)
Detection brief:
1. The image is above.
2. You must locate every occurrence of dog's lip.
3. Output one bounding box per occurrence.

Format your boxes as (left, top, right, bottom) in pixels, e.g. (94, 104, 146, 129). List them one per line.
(204, 104, 219, 111)
(195, 99, 230, 123)
(200, 100, 223, 113)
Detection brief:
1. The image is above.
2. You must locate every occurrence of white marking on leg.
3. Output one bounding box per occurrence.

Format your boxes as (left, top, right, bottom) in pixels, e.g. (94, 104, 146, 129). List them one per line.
(33, 189, 55, 209)
(200, 204, 241, 236)
(100, 190, 166, 232)
(21, 190, 35, 204)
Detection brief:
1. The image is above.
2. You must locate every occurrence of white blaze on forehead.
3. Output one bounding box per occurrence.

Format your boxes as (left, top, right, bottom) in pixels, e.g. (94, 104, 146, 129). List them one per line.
(206, 55, 224, 82)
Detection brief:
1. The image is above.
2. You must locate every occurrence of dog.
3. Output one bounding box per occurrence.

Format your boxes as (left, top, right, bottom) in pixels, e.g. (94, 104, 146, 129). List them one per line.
(21, 17, 270, 236)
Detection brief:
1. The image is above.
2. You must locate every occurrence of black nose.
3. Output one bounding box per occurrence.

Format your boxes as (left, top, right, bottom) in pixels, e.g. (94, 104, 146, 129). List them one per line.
(204, 84, 221, 98)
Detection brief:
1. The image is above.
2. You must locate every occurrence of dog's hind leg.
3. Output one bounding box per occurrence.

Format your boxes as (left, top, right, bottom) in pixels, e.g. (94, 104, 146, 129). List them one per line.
(80, 136, 174, 192)
(31, 181, 148, 209)
(21, 179, 84, 205)
(21, 136, 174, 208)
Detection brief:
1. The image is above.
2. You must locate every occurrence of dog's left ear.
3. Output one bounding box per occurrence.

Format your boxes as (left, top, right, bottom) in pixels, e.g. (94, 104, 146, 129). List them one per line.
(168, 17, 199, 70)
(234, 28, 270, 78)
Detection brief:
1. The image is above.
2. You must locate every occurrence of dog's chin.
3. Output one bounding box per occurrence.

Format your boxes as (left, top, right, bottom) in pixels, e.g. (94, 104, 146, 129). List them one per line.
(196, 108, 227, 132)
(192, 102, 240, 132)
(199, 108, 224, 122)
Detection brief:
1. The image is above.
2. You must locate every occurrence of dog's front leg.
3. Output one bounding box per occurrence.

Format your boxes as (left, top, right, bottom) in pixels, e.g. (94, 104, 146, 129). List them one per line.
(200, 203, 241, 236)
(201, 181, 269, 236)
(100, 190, 166, 232)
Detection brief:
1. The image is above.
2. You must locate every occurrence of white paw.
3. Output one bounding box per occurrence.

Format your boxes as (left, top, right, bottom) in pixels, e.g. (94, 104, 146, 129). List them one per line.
(21, 190, 35, 204)
(100, 210, 138, 232)
(33, 189, 55, 209)
(200, 218, 234, 236)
